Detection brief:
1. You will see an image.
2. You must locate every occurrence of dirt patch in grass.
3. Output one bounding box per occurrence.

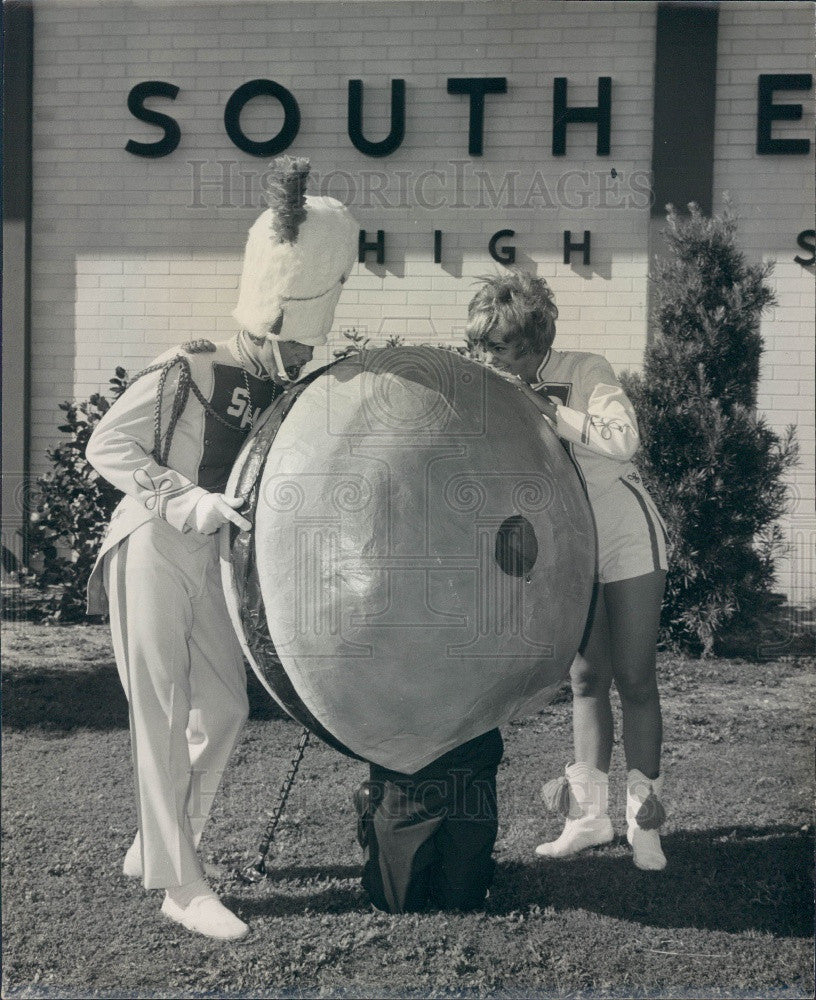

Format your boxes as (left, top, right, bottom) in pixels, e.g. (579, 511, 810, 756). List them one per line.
(2, 622, 813, 998)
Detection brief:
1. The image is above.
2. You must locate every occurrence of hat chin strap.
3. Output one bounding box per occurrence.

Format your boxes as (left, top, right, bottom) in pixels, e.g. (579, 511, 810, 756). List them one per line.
(270, 338, 293, 383)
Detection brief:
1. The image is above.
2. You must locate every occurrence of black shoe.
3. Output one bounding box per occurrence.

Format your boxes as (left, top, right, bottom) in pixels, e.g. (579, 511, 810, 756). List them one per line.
(353, 781, 383, 849)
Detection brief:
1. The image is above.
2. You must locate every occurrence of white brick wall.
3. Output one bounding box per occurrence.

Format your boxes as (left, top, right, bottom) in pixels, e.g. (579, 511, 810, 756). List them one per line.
(31, 0, 656, 469)
(713, 2, 815, 606)
(30, 0, 812, 602)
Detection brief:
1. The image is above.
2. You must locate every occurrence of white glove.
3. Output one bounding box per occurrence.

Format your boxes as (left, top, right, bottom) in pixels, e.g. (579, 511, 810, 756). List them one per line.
(188, 493, 251, 534)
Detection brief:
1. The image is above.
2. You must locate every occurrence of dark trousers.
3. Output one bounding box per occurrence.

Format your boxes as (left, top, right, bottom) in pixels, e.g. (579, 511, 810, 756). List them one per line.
(355, 728, 503, 913)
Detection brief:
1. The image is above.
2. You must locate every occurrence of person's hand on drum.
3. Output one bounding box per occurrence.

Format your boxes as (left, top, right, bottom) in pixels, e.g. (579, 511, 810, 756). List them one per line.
(509, 378, 559, 423)
(188, 492, 251, 534)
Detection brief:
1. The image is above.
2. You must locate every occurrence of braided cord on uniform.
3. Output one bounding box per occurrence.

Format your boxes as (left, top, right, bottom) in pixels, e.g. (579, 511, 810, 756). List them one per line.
(154, 363, 170, 464)
(126, 354, 253, 468)
(160, 359, 191, 466)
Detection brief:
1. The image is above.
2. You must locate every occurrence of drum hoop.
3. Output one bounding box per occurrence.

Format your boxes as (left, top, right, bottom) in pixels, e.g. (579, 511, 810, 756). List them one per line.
(229, 361, 364, 760)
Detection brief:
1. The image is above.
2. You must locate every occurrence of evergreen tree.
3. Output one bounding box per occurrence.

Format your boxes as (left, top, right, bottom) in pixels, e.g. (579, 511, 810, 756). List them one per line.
(621, 204, 797, 655)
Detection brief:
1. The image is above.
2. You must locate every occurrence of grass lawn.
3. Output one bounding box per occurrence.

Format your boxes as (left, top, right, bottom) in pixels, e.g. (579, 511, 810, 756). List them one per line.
(1, 622, 813, 999)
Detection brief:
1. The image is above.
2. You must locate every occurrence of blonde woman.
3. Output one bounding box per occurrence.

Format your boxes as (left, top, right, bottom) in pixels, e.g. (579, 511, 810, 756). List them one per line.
(466, 269, 669, 871)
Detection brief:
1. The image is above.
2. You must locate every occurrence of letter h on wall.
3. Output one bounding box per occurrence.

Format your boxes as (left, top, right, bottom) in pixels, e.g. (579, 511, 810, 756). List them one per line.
(563, 230, 591, 266)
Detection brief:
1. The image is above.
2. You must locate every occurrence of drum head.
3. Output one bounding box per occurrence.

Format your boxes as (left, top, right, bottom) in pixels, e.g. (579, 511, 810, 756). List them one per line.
(222, 347, 595, 773)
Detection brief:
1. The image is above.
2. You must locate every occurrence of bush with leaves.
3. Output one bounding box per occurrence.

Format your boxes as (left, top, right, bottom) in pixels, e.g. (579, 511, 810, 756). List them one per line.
(334, 328, 490, 360)
(621, 204, 797, 655)
(332, 327, 373, 358)
(24, 368, 129, 621)
(333, 328, 408, 358)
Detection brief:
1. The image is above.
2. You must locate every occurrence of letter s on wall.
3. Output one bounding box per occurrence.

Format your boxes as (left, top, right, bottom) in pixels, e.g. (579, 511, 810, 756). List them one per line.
(125, 81, 181, 158)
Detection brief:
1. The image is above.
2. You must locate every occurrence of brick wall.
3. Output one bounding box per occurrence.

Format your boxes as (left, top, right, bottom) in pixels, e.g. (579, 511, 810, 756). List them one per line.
(30, 0, 656, 472)
(29, 0, 814, 601)
(712, 2, 815, 607)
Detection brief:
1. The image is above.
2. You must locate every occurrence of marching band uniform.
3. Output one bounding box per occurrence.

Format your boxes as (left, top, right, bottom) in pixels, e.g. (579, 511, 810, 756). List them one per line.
(87, 156, 359, 939)
(87, 336, 280, 896)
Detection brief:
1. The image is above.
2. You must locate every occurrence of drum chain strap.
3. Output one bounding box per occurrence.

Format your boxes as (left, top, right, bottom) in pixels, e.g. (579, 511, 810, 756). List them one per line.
(241, 368, 254, 432)
(239, 726, 311, 883)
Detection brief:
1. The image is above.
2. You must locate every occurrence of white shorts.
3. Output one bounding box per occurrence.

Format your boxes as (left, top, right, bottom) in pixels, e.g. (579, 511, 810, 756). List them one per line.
(591, 473, 670, 584)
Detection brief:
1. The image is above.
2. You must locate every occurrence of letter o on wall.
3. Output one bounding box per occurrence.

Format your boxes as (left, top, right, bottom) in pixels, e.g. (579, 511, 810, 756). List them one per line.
(224, 79, 300, 157)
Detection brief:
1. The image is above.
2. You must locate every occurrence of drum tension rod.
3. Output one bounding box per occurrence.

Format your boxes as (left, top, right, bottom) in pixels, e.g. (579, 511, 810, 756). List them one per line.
(238, 726, 311, 884)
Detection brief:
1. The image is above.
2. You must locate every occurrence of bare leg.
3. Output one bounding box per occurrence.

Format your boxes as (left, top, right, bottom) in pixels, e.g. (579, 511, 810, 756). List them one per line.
(570, 588, 615, 772)
(535, 591, 616, 858)
(605, 569, 666, 778)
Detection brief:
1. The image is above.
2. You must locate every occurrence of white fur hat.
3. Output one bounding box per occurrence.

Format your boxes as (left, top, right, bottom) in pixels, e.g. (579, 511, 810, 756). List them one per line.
(233, 158, 359, 347)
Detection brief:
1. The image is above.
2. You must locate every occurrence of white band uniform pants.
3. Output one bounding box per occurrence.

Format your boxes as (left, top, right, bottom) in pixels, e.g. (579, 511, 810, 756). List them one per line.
(103, 518, 249, 889)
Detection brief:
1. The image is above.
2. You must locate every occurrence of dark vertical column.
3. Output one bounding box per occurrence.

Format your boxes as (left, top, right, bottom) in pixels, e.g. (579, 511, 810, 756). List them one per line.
(2, 1, 34, 572)
(648, 2, 719, 339)
(650, 1, 719, 217)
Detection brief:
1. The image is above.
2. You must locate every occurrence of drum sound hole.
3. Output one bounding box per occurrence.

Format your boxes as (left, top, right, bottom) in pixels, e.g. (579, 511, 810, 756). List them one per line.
(495, 515, 538, 577)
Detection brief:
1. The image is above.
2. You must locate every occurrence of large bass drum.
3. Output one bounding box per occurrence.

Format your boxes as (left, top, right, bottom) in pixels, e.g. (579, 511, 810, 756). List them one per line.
(221, 347, 595, 773)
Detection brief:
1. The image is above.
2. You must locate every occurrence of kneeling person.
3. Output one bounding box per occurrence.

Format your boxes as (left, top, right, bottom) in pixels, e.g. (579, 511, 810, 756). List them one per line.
(355, 729, 503, 913)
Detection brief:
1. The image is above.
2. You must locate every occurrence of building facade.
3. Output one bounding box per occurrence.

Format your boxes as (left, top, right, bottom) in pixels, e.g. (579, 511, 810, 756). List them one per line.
(3, 0, 814, 602)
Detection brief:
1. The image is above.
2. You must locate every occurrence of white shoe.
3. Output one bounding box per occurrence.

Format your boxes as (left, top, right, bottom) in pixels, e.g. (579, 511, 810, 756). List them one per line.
(536, 762, 614, 858)
(626, 769, 667, 871)
(122, 836, 142, 878)
(161, 893, 249, 941)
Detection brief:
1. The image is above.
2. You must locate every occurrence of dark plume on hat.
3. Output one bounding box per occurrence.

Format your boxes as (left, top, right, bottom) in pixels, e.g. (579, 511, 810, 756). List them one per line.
(266, 156, 311, 244)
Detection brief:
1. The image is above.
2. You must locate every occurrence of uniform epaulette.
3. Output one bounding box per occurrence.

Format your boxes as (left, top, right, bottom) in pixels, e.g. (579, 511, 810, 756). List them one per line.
(182, 339, 216, 354)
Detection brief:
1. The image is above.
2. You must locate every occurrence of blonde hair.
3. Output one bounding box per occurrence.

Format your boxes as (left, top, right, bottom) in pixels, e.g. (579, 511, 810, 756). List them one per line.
(466, 269, 558, 356)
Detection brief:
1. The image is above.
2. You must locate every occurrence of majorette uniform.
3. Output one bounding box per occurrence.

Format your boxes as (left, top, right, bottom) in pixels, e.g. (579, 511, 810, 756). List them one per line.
(532, 349, 669, 583)
(532, 349, 671, 871)
(86, 335, 280, 889)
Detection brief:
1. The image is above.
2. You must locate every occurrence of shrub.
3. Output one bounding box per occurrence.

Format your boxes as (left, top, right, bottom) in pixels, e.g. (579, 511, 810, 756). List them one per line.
(333, 328, 407, 358)
(332, 327, 372, 358)
(23, 369, 129, 621)
(621, 204, 798, 655)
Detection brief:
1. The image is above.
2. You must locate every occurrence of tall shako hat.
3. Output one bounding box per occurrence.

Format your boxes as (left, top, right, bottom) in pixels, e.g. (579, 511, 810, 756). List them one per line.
(233, 156, 359, 348)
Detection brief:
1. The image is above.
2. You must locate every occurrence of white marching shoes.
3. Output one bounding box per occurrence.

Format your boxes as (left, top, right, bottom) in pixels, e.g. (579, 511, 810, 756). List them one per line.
(122, 835, 142, 878)
(123, 839, 249, 940)
(535, 762, 614, 858)
(626, 769, 667, 871)
(161, 893, 249, 941)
